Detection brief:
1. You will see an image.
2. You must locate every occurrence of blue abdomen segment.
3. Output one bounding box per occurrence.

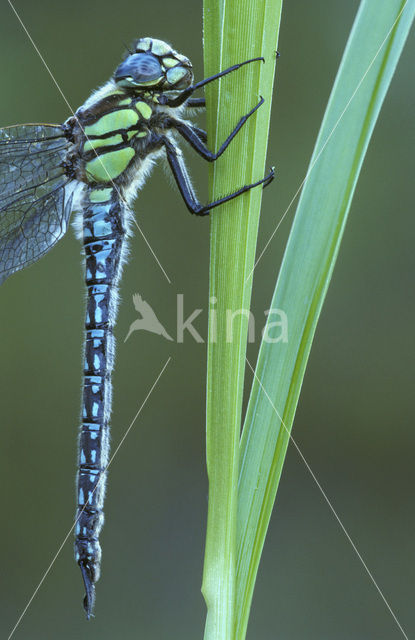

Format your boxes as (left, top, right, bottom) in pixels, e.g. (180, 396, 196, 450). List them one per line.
(75, 188, 127, 617)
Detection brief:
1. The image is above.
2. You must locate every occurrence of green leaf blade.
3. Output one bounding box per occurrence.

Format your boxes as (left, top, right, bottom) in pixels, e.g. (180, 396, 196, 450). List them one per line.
(236, 2, 415, 639)
(202, 1, 282, 639)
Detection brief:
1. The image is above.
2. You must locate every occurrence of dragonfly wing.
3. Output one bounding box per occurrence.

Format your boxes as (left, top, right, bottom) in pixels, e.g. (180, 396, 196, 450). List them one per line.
(0, 124, 74, 284)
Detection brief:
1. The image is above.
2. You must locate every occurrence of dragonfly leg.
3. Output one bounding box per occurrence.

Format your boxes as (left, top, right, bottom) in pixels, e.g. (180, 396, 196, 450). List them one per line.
(161, 56, 264, 107)
(168, 97, 264, 161)
(158, 135, 274, 216)
(184, 54, 280, 109)
(185, 97, 206, 109)
(184, 124, 207, 143)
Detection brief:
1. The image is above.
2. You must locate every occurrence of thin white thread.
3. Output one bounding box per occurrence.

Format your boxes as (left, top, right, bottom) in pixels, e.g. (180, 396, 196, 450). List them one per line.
(246, 2, 408, 282)
(245, 357, 409, 640)
(7, 0, 172, 285)
(7, 357, 171, 640)
(132, 219, 172, 284)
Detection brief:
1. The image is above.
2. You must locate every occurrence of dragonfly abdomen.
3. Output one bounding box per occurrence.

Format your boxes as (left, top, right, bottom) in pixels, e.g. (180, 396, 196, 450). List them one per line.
(75, 186, 128, 617)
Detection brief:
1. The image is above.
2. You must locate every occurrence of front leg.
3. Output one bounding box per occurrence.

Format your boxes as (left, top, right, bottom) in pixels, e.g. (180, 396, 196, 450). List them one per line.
(185, 97, 206, 109)
(159, 56, 264, 107)
(187, 124, 208, 143)
(154, 134, 274, 216)
(166, 97, 264, 162)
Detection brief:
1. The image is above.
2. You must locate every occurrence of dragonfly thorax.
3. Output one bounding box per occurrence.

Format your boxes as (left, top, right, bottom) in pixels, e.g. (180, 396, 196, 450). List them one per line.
(70, 93, 159, 187)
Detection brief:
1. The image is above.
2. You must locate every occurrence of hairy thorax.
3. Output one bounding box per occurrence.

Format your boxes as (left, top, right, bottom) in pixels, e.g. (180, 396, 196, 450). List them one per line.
(67, 80, 176, 194)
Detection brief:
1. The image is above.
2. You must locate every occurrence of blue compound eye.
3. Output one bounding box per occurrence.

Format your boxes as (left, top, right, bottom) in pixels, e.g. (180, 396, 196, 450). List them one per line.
(114, 53, 162, 86)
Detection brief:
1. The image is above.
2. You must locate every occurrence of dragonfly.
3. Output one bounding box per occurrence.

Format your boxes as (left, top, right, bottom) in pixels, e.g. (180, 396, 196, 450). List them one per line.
(0, 37, 274, 617)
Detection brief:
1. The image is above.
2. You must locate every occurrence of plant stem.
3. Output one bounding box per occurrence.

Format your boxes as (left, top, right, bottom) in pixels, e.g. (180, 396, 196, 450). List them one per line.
(236, 2, 415, 638)
(201, 2, 282, 639)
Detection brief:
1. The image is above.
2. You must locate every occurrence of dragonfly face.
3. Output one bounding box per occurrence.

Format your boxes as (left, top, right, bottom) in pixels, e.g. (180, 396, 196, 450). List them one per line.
(0, 36, 274, 618)
(114, 38, 193, 90)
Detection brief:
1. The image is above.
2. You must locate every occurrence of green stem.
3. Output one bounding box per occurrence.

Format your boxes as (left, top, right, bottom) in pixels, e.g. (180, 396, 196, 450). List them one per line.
(235, 2, 415, 639)
(201, 2, 282, 639)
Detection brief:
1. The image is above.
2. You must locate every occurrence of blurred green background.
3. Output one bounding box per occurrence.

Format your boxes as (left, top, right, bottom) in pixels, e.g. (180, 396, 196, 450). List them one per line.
(0, 1, 414, 638)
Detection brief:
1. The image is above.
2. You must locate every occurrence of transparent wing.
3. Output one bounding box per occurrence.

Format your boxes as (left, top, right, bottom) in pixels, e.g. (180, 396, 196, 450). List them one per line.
(0, 124, 74, 284)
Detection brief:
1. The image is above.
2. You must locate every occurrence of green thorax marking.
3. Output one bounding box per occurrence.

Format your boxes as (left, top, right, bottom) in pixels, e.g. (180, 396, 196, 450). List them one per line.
(85, 147, 135, 183)
(83, 133, 124, 153)
(80, 92, 156, 184)
(89, 187, 114, 202)
(135, 101, 152, 120)
(82, 94, 155, 138)
(84, 109, 139, 137)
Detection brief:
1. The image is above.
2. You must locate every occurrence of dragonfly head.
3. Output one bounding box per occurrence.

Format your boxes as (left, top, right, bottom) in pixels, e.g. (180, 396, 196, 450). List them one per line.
(114, 38, 193, 91)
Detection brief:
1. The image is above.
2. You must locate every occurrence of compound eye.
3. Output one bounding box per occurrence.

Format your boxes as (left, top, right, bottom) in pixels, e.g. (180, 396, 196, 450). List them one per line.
(114, 53, 163, 85)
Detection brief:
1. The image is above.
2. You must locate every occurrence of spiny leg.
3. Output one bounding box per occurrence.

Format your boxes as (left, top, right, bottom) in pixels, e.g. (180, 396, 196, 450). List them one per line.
(184, 123, 207, 144)
(167, 97, 264, 161)
(184, 50, 280, 108)
(157, 135, 274, 216)
(185, 97, 206, 109)
(160, 56, 264, 107)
